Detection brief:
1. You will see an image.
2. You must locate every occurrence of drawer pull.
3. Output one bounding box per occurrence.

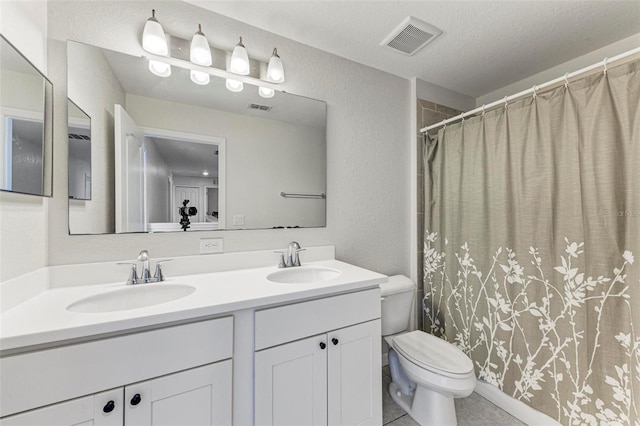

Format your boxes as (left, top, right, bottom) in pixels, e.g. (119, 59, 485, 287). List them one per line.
(103, 400, 115, 413)
(130, 393, 142, 406)
(332, 338, 339, 345)
(319, 342, 326, 350)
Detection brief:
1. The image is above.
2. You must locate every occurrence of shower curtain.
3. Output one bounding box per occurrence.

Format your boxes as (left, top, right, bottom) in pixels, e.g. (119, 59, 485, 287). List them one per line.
(423, 59, 640, 425)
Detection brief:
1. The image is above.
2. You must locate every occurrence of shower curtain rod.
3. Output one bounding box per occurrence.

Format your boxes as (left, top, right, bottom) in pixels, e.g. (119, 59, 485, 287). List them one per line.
(420, 46, 640, 133)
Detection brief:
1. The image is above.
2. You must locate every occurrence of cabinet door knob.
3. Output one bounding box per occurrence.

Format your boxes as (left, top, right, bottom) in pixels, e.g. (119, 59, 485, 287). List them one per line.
(103, 400, 115, 413)
(332, 338, 339, 345)
(130, 393, 142, 406)
(319, 342, 326, 350)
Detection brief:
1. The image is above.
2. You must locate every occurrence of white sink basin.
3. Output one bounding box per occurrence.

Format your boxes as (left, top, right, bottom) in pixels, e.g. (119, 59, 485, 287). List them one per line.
(67, 284, 196, 313)
(267, 266, 341, 284)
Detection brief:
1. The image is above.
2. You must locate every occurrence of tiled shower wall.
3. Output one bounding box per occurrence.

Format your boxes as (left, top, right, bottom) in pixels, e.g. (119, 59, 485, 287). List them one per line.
(416, 99, 463, 330)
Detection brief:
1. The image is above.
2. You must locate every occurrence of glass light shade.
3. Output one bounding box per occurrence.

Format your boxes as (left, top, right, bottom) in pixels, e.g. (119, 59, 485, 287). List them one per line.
(258, 86, 275, 98)
(142, 10, 168, 56)
(230, 37, 250, 75)
(226, 78, 244, 92)
(267, 48, 285, 83)
(190, 70, 210, 85)
(190, 25, 212, 66)
(148, 60, 171, 77)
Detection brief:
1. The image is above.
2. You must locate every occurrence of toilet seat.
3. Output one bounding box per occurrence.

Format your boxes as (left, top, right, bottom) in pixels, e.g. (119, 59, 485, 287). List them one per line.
(392, 331, 474, 378)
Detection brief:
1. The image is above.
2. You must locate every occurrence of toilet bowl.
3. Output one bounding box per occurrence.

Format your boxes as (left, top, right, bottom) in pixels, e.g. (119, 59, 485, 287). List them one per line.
(381, 276, 476, 426)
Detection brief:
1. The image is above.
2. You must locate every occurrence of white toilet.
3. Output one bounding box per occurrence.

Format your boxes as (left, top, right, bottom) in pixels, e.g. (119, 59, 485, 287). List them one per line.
(381, 275, 476, 426)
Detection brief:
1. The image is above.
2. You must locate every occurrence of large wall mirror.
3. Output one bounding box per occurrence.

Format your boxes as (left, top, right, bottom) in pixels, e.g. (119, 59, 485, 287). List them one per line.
(0, 35, 53, 197)
(67, 41, 326, 235)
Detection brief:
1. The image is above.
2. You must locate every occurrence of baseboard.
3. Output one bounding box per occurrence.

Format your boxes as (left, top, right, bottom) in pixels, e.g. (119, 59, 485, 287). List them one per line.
(474, 380, 561, 426)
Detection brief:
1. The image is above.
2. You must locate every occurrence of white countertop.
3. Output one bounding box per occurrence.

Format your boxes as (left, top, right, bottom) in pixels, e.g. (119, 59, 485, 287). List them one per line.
(0, 259, 386, 354)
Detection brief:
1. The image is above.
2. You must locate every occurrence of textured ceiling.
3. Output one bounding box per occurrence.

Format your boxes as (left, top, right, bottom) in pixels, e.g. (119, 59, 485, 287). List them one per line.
(186, 0, 640, 98)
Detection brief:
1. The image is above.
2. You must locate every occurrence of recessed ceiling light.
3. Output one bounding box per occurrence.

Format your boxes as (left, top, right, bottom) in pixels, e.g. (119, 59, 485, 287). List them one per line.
(202, 171, 209, 176)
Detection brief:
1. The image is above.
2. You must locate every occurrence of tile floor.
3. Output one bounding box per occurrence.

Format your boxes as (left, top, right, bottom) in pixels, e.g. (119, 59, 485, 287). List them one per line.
(382, 366, 525, 426)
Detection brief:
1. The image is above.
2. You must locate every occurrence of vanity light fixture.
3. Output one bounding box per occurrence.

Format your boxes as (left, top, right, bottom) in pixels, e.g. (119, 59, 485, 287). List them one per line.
(142, 9, 171, 78)
(230, 37, 250, 75)
(149, 60, 171, 77)
(189, 24, 212, 85)
(258, 86, 275, 98)
(266, 48, 285, 83)
(226, 78, 244, 93)
(142, 9, 168, 55)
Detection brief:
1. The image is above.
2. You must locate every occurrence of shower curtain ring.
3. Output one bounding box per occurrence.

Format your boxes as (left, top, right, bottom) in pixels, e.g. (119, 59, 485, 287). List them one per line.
(564, 73, 570, 89)
(504, 96, 508, 109)
(532, 85, 538, 99)
(603, 57, 608, 75)
(481, 104, 486, 116)
(442, 119, 447, 129)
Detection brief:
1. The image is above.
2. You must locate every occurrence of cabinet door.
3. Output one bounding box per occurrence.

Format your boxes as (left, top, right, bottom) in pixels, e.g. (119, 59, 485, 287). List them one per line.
(327, 320, 382, 426)
(255, 335, 328, 426)
(124, 360, 232, 426)
(0, 388, 123, 426)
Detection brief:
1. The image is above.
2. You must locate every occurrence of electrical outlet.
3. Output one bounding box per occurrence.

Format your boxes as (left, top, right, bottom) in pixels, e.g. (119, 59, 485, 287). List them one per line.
(233, 215, 245, 226)
(200, 238, 223, 254)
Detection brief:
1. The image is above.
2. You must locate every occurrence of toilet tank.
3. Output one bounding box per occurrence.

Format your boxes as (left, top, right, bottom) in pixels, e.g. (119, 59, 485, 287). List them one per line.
(380, 275, 415, 336)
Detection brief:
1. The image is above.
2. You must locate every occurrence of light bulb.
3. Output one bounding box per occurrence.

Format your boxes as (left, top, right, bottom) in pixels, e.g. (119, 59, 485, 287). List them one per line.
(190, 24, 212, 66)
(190, 70, 210, 85)
(226, 78, 244, 92)
(259, 86, 275, 98)
(230, 37, 250, 75)
(148, 60, 171, 77)
(142, 9, 168, 56)
(267, 48, 284, 83)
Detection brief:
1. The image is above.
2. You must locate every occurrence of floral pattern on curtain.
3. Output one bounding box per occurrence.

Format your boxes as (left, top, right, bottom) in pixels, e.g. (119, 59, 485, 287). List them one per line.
(423, 59, 640, 425)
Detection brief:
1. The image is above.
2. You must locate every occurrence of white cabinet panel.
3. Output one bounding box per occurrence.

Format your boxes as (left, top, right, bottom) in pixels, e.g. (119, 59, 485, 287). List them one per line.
(255, 289, 380, 350)
(1, 317, 233, 417)
(327, 320, 382, 426)
(255, 335, 328, 426)
(1, 388, 123, 426)
(124, 360, 232, 426)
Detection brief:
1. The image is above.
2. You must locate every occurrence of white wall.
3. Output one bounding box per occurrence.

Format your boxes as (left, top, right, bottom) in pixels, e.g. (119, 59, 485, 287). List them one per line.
(126, 94, 326, 230)
(45, 1, 411, 277)
(0, 1, 48, 281)
(143, 138, 171, 224)
(476, 32, 640, 106)
(67, 41, 125, 234)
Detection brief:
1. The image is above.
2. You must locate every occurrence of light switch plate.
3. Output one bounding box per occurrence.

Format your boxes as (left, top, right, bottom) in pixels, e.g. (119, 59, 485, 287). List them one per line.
(233, 215, 245, 226)
(200, 238, 223, 254)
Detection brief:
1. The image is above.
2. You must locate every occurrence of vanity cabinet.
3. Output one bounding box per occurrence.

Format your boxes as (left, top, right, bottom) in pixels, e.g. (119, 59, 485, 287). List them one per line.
(0, 317, 234, 422)
(254, 289, 382, 426)
(1, 361, 232, 426)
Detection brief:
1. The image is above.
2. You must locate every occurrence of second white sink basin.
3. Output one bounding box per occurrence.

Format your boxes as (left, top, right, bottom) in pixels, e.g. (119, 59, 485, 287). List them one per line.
(67, 284, 196, 313)
(267, 266, 341, 284)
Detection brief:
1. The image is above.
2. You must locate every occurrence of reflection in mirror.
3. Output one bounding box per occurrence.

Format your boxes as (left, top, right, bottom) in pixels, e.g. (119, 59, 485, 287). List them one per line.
(67, 41, 326, 235)
(0, 34, 53, 197)
(68, 99, 91, 200)
(114, 105, 224, 233)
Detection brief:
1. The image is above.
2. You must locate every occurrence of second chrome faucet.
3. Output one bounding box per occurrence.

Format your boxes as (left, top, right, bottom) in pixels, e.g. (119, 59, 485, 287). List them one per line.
(118, 250, 172, 285)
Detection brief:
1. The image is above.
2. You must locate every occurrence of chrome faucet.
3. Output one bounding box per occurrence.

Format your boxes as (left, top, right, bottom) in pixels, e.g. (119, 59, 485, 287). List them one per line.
(118, 250, 172, 284)
(138, 250, 151, 283)
(275, 241, 306, 268)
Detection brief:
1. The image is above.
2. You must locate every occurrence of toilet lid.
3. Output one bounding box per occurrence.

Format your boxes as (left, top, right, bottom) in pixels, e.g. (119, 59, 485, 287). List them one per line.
(392, 331, 474, 377)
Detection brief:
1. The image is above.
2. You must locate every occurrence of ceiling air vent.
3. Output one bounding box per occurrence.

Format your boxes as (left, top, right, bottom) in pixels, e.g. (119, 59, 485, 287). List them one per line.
(381, 16, 442, 56)
(248, 103, 272, 112)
